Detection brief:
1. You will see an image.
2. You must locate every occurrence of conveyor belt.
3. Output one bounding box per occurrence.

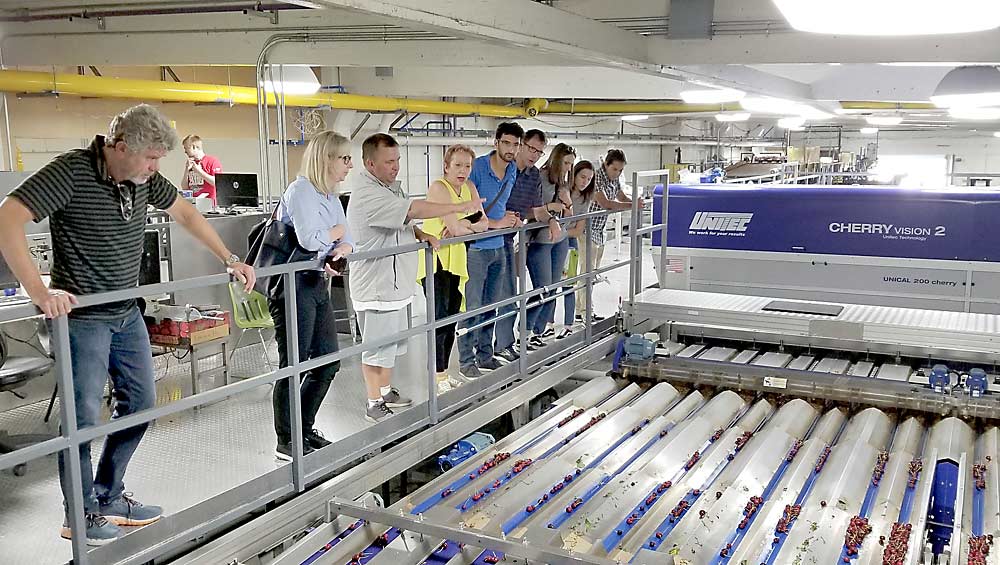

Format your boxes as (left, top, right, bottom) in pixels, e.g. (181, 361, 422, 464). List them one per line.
(301, 375, 1000, 565)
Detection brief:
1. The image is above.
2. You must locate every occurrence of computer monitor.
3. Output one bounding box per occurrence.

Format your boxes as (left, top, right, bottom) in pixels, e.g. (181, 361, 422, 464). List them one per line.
(0, 252, 17, 290)
(139, 230, 162, 286)
(215, 173, 260, 208)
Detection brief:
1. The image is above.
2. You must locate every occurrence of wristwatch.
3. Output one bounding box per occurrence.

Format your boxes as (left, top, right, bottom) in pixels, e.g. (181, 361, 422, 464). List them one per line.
(224, 253, 241, 267)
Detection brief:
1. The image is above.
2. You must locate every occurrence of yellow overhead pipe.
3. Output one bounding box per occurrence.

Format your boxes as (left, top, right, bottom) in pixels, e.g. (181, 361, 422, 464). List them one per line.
(839, 101, 937, 110)
(539, 101, 744, 114)
(0, 69, 526, 118)
(0, 70, 940, 117)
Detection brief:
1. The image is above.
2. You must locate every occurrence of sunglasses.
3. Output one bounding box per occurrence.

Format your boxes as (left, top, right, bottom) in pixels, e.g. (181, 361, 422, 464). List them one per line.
(115, 182, 135, 221)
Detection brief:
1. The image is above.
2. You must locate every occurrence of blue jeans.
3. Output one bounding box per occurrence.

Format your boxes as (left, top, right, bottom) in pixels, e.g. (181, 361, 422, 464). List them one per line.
(525, 238, 570, 335)
(562, 237, 579, 326)
(458, 246, 505, 366)
(493, 236, 517, 352)
(58, 307, 157, 514)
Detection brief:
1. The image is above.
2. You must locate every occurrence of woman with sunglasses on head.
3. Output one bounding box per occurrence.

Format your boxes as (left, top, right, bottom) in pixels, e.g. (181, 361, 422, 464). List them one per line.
(418, 145, 489, 394)
(267, 130, 354, 462)
(559, 160, 596, 339)
(523, 143, 576, 348)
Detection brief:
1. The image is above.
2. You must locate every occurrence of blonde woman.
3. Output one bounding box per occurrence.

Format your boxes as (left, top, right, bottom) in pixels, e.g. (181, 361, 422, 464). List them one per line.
(418, 145, 489, 393)
(268, 130, 353, 461)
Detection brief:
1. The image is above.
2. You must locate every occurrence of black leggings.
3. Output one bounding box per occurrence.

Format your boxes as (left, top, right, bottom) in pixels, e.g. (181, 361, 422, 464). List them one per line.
(422, 262, 463, 373)
(268, 271, 340, 443)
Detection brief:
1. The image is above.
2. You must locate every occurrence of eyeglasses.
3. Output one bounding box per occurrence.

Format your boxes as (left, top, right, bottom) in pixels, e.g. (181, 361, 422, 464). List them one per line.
(339, 155, 353, 165)
(525, 144, 545, 156)
(498, 139, 521, 149)
(565, 145, 577, 155)
(115, 182, 135, 221)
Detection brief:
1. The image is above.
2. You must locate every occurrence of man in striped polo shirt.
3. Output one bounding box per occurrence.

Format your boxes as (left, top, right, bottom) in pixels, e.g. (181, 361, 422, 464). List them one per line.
(0, 104, 255, 546)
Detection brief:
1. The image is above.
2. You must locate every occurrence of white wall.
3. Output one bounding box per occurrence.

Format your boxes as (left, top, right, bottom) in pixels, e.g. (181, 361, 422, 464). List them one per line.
(840, 130, 1000, 177)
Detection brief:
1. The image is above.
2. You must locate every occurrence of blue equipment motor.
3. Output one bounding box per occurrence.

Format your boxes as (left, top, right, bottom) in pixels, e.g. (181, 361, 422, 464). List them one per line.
(929, 364, 951, 393)
(967, 368, 988, 397)
(437, 431, 495, 472)
(624, 334, 655, 363)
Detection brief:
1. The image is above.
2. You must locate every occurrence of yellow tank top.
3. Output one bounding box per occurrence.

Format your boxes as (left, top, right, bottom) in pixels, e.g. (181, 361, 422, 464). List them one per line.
(417, 179, 472, 309)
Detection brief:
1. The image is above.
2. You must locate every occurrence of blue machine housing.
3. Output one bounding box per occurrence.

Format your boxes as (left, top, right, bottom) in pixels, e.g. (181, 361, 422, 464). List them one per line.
(929, 364, 951, 392)
(437, 432, 495, 472)
(927, 459, 960, 555)
(967, 368, 988, 396)
(651, 184, 1000, 261)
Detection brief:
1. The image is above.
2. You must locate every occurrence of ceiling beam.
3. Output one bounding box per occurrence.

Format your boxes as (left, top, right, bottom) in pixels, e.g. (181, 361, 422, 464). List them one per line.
(648, 31, 1000, 65)
(1, 33, 570, 67)
(307, 0, 815, 100)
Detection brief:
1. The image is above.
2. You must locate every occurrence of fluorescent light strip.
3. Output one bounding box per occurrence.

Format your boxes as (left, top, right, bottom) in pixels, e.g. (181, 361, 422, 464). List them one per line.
(680, 88, 745, 104)
(866, 116, 903, 126)
(715, 112, 751, 122)
(772, 0, 1000, 36)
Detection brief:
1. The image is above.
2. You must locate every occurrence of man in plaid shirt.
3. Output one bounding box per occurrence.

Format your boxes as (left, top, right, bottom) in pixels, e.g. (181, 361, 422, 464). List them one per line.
(580, 149, 643, 322)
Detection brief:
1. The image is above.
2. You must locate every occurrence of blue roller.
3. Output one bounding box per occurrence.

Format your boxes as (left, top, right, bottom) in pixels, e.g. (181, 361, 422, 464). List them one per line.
(927, 460, 960, 555)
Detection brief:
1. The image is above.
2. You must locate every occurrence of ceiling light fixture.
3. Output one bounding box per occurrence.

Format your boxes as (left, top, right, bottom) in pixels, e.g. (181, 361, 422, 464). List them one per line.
(860, 127, 880, 134)
(931, 66, 1000, 108)
(680, 88, 746, 104)
(259, 65, 320, 95)
(778, 117, 806, 129)
(715, 112, 751, 122)
(949, 107, 1000, 120)
(771, 0, 1000, 35)
(621, 114, 649, 122)
(866, 116, 904, 126)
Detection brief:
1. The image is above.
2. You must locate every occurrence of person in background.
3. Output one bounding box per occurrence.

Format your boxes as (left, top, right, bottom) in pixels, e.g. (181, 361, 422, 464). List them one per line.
(181, 134, 223, 205)
(0, 104, 255, 546)
(267, 130, 353, 461)
(494, 128, 554, 361)
(348, 133, 481, 422)
(582, 149, 644, 322)
(564, 160, 596, 335)
(418, 145, 489, 394)
(458, 122, 522, 380)
(524, 143, 575, 347)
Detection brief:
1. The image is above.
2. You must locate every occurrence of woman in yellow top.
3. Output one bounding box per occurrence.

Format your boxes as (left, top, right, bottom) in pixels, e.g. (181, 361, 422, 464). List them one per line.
(419, 145, 489, 393)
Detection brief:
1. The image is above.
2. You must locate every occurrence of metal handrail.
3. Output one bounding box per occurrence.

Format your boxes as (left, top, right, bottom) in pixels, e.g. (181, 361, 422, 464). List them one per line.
(1, 194, 659, 564)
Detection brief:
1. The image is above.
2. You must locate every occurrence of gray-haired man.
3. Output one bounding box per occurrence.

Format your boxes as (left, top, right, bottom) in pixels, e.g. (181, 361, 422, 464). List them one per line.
(0, 104, 256, 545)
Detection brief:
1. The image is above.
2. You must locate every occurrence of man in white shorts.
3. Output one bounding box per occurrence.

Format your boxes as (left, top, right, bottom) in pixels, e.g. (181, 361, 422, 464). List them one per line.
(348, 133, 480, 422)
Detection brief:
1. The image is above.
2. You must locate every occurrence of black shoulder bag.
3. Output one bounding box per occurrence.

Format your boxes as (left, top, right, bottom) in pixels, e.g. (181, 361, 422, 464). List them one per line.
(246, 205, 315, 300)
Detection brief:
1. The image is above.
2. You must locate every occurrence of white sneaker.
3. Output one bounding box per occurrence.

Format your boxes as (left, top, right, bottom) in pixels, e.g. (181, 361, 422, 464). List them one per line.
(437, 380, 455, 394)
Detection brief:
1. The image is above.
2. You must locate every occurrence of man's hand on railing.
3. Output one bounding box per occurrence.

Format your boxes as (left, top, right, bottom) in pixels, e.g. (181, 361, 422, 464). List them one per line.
(30, 287, 78, 319)
(415, 227, 442, 251)
(228, 262, 256, 292)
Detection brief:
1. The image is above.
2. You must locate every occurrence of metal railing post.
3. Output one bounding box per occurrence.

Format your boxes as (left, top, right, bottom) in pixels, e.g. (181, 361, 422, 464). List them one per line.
(281, 271, 305, 492)
(424, 247, 438, 424)
(584, 217, 593, 346)
(628, 171, 641, 332)
(53, 315, 89, 564)
(659, 182, 669, 291)
(517, 231, 528, 376)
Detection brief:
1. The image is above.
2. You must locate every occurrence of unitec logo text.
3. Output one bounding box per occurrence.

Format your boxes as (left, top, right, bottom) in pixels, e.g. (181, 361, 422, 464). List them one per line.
(689, 212, 754, 232)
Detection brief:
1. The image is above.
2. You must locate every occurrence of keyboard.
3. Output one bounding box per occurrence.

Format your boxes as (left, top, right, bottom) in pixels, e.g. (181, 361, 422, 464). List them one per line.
(0, 295, 30, 307)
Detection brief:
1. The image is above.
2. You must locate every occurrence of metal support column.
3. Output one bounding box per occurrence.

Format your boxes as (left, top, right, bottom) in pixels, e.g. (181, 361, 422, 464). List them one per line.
(53, 316, 89, 564)
(424, 247, 439, 424)
(517, 231, 529, 375)
(281, 271, 305, 492)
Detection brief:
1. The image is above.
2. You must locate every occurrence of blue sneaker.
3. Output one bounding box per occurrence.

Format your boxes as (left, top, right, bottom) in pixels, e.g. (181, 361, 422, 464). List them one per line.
(60, 513, 122, 546)
(99, 493, 163, 527)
